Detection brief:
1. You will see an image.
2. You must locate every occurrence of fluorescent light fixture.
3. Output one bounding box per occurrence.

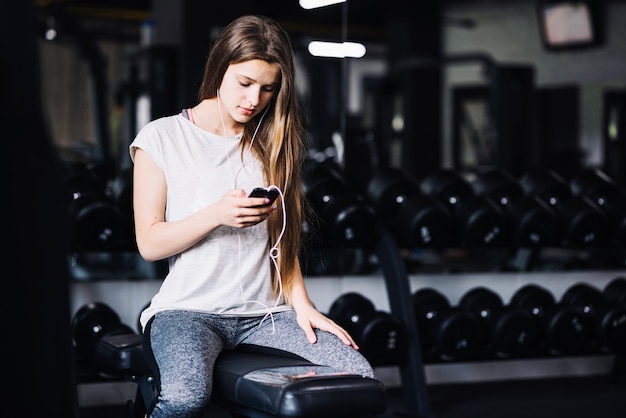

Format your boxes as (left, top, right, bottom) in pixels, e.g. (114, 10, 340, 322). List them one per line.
(299, 0, 346, 9)
(308, 41, 366, 58)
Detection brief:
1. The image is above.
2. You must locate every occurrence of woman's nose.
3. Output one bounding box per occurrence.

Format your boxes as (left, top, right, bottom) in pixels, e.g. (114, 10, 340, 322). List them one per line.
(246, 90, 260, 107)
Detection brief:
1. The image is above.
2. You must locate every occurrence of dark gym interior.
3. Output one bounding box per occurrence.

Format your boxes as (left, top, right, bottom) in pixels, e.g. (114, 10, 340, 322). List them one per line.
(6, 1, 625, 417)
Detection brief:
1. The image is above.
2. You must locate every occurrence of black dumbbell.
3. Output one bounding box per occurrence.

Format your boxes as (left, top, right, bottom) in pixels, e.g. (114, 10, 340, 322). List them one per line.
(459, 286, 537, 358)
(419, 169, 474, 213)
(570, 168, 626, 248)
(328, 292, 407, 367)
(604, 276, 626, 305)
(520, 169, 607, 248)
(65, 162, 126, 252)
(519, 169, 572, 207)
(412, 287, 482, 361)
(471, 168, 559, 247)
(470, 168, 525, 210)
(561, 282, 626, 353)
(366, 167, 453, 248)
(72, 302, 135, 361)
(420, 169, 508, 247)
(510, 284, 591, 355)
(303, 160, 378, 248)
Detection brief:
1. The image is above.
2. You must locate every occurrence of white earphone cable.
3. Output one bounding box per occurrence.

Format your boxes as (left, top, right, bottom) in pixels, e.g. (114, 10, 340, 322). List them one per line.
(217, 89, 284, 334)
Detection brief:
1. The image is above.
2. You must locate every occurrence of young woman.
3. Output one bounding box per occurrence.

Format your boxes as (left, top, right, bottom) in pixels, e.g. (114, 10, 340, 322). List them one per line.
(130, 15, 375, 417)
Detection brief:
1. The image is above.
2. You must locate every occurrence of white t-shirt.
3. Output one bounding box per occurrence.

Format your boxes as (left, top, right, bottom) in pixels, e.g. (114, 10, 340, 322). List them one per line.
(130, 114, 289, 330)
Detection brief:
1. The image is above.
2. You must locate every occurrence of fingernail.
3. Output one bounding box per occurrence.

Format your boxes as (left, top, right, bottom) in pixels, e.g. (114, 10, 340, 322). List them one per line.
(272, 204, 277, 210)
(265, 198, 270, 204)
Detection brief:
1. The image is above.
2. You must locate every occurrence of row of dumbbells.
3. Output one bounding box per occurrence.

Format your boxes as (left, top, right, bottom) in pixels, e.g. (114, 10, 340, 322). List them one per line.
(67, 158, 625, 252)
(326, 276, 625, 366)
(305, 161, 626, 249)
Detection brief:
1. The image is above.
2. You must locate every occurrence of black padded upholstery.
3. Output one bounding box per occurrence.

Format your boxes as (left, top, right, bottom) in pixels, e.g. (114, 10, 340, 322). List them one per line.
(214, 349, 386, 417)
(94, 334, 387, 418)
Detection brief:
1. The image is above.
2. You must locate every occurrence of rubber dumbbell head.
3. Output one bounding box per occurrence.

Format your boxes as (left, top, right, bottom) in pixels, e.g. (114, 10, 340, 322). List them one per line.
(413, 288, 481, 360)
(555, 196, 607, 248)
(328, 292, 376, 336)
(72, 302, 134, 360)
(470, 169, 524, 211)
(519, 170, 572, 207)
(453, 195, 509, 247)
(570, 169, 626, 245)
(510, 284, 591, 355)
(304, 162, 378, 248)
(367, 168, 453, 247)
(460, 287, 536, 357)
(562, 281, 626, 353)
(604, 276, 626, 305)
(507, 195, 560, 247)
(329, 293, 407, 366)
(366, 168, 422, 220)
(419, 169, 474, 213)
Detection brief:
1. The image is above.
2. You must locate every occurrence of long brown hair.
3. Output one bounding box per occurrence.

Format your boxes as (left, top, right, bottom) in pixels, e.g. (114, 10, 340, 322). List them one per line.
(198, 15, 305, 304)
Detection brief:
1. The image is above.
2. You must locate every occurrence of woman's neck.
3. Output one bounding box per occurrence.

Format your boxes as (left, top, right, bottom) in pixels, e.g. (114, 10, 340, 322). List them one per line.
(191, 99, 242, 137)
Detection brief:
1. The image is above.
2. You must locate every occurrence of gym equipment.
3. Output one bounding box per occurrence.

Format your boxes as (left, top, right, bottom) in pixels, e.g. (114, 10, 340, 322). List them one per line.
(366, 167, 453, 248)
(561, 282, 626, 353)
(328, 292, 408, 367)
(303, 160, 378, 248)
(418, 168, 474, 213)
(510, 283, 591, 355)
(65, 163, 127, 252)
(505, 195, 560, 247)
(555, 196, 607, 248)
(470, 168, 524, 210)
(72, 301, 135, 362)
(570, 168, 626, 247)
(74, 302, 387, 418)
(471, 169, 559, 247)
(412, 287, 482, 361)
(459, 286, 536, 357)
(520, 170, 608, 248)
(453, 195, 509, 247)
(419, 169, 508, 247)
(519, 169, 571, 206)
(604, 276, 626, 305)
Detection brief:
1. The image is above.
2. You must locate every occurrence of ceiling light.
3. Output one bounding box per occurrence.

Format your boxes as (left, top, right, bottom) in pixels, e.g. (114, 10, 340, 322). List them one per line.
(299, 0, 347, 10)
(308, 41, 366, 58)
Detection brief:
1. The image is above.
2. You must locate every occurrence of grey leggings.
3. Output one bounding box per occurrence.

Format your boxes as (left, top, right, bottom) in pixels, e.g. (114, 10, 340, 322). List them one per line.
(143, 309, 375, 418)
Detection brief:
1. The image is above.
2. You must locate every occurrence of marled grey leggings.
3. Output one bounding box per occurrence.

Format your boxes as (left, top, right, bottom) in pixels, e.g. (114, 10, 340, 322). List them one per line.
(143, 309, 375, 418)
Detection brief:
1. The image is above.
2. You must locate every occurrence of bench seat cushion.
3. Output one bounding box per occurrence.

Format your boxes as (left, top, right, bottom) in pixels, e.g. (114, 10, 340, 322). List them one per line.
(214, 349, 387, 417)
(94, 335, 387, 417)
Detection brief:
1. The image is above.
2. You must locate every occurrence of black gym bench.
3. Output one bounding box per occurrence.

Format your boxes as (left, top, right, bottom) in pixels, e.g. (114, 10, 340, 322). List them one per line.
(85, 226, 432, 418)
(93, 332, 387, 418)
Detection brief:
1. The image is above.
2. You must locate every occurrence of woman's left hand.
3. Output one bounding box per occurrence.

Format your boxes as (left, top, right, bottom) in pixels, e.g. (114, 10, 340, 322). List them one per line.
(294, 305, 360, 350)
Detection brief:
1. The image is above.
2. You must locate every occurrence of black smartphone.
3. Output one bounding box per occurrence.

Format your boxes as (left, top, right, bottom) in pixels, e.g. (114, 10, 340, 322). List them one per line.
(248, 187, 280, 206)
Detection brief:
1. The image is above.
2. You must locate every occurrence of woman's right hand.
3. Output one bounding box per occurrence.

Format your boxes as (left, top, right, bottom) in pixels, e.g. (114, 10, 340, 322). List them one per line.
(214, 188, 276, 229)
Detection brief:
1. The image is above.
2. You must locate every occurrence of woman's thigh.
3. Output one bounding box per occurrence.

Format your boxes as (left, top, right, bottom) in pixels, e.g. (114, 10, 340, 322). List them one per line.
(239, 310, 375, 378)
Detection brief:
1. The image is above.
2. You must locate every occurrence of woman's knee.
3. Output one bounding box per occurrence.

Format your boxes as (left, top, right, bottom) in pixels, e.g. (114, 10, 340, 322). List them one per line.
(153, 386, 211, 418)
(312, 331, 376, 378)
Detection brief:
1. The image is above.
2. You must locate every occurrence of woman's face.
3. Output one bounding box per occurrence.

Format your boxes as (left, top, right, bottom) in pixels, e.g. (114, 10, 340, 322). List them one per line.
(218, 59, 280, 126)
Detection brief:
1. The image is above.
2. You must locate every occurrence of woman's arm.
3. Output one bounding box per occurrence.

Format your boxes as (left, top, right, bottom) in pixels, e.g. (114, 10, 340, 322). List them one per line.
(132, 148, 274, 262)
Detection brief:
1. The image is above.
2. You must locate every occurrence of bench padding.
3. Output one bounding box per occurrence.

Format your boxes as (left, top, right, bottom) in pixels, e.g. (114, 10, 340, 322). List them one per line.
(215, 349, 386, 417)
(94, 334, 387, 418)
